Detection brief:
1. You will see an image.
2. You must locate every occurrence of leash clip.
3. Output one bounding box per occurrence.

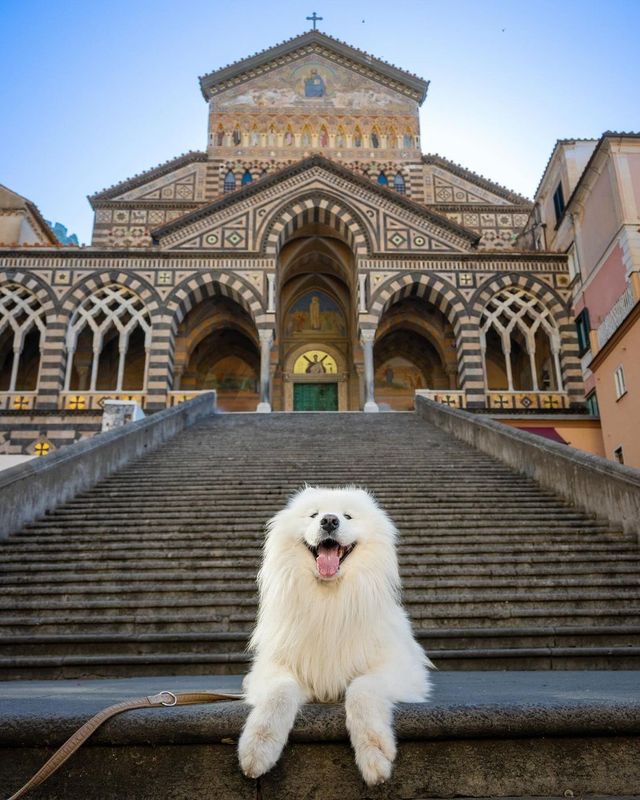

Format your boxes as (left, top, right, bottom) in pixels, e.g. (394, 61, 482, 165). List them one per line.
(158, 691, 177, 706)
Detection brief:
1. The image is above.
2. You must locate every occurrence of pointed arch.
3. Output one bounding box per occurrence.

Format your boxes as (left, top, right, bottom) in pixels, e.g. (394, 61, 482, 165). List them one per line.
(224, 169, 236, 193)
(0, 283, 49, 393)
(370, 272, 467, 332)
(393, 172, 406, 194)
(471, 273, 582, 402)
(301, 124, 312, 147)
(261, 191, 372, 256)
(370, 272, 472, 396)
(63, 284, 152, 393)
(166, 271, 263, 329)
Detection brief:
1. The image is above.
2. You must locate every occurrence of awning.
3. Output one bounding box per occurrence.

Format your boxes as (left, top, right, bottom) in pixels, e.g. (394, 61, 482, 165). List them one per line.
(518, 426, 568, 444)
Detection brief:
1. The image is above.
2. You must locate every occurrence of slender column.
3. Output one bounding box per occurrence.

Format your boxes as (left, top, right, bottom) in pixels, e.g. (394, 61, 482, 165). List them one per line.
(266, 273, 276, 313)
(89, 338, 101, 392)
(358, 273, 367, 313)
(116, 333, 128, 392)
(502, 335, 514, 392)
(551, 336, 564, 392)
(527, 335, 539, 391)
(360, 329, 378, 413)
(257, 329, 273, 413)
(9, 343, 21, 392)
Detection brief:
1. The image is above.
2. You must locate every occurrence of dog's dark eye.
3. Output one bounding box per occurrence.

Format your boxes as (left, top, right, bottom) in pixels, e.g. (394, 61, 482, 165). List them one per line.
(344, 514, 352, 520)
(310, 512, 318, 518)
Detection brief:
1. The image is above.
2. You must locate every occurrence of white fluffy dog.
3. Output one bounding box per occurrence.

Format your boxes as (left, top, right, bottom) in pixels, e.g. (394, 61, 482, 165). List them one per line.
(239, 486, 431, 786)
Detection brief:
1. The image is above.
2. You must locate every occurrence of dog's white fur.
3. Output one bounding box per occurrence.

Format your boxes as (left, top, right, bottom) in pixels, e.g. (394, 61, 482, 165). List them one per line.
(239, 486, 431, 785)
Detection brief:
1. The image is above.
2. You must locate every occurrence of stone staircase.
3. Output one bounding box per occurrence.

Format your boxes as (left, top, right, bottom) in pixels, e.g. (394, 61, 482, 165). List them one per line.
(1, 411, 639, 678)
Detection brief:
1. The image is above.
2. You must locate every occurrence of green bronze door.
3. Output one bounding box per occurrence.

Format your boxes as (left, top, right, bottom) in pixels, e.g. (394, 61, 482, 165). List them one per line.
(293, 383, 338, 411)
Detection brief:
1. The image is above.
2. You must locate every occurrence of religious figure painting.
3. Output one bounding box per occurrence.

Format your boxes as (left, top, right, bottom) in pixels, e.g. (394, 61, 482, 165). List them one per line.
(285, 292, 346, 336)
(305, 69, 326, 97)
(375, 357, 426, 391)
(201, 356, 258, 393)
(216, 57, 415, 113)
(293, 350, 338, 374)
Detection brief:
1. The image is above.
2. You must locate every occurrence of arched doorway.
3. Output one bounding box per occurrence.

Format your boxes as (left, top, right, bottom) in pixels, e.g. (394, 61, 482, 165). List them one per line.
(374, 296, 459, 410)
(275, 227, 360, 411)
(173, 295, 260, 411)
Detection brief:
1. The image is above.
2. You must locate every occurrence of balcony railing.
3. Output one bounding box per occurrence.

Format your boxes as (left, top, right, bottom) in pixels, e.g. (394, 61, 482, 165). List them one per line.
(414, 390, 467, 409)
(486, 391, 569, 411)
(59, 392, 146, 411)
(597, 284, 637, 350)
(0, 392, 37, 410)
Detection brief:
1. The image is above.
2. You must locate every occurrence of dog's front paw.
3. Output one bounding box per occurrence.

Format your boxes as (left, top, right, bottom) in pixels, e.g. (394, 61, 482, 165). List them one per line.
(355, 737, 394, 786)
(238, 723, 285, 779)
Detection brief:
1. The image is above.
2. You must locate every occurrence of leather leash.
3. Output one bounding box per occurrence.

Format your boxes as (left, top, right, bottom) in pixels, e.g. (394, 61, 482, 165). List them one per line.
(6, 690, 243, 800)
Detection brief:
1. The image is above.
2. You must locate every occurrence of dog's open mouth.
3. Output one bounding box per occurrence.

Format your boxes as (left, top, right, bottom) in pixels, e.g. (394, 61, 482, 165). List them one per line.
(307, 538, 356, 578)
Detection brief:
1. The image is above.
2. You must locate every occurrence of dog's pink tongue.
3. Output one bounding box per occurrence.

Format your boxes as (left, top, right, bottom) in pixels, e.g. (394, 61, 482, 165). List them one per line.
(316, 543, 340, 577)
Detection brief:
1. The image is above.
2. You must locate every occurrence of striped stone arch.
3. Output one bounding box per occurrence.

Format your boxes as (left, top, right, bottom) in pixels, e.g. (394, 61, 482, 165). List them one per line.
(369, 271, 482, 398)
(470, 273, 583, 404)
(1, 272, 61, 408)
(165, 271, 263, 329)
(0, 270, 57, 316)
(261, 191, 371, 256)
(60, 271, 160, 316)
(139, 271, 266, 408)
(370, 272, 467, 332)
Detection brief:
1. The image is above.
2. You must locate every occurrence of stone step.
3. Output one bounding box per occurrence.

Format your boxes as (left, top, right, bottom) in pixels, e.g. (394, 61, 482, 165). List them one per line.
(2, 410, 638, 677)
(3, 590, 639, 617)
(10, 525, 617, 544)
(3, 573, 639, 595)
(23, 512, 602, 528)
(3, 559, 638, 583)
(2, 625, 639, 659)
(2, 605, 636, 637)
(1, 672, 639, 798)
(3, 646, 640, 680)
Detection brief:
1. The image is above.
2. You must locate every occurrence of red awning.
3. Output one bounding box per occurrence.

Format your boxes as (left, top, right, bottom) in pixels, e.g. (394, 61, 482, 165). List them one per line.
(518, 426, 568, 444)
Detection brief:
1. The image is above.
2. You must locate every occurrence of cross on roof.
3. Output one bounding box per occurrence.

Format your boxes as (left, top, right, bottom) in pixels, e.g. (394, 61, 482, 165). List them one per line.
(306, 11, 323, 29)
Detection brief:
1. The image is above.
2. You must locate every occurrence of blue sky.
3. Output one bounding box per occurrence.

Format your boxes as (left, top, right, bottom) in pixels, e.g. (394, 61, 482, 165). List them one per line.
(1, 0, 638, 243)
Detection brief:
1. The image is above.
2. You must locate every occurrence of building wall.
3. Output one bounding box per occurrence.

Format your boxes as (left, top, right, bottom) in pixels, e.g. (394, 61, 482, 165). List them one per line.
(591, 311, 640, 467)
(499, 417, 605, 458)
(573, 243, 627, 324)
(578, 160, 620, 279)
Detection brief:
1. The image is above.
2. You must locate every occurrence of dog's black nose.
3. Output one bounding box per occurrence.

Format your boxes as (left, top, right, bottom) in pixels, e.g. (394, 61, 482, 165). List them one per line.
(320, 514, 339, 532)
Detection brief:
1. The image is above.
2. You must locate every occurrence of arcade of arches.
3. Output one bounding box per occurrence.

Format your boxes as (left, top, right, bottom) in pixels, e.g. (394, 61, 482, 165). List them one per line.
(0, 276, 571, 413)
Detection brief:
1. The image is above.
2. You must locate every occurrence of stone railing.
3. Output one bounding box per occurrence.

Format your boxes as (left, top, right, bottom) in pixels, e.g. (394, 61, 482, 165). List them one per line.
(416, 394, 640, 536)
(414, 390, 466, 409)
(0, 392, 37, 410)
(485, 391, 569, 411)
(59, 391, 146, 411)
(0, 392, 217, 539)
(596, 283, 636, 350)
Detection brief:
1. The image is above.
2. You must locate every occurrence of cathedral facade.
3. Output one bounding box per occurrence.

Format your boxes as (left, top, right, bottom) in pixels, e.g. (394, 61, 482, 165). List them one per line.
(0, 31, 583, 454)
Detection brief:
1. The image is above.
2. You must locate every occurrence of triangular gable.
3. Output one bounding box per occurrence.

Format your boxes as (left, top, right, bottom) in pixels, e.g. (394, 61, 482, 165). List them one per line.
(424, 154, 531, 206)
(0, 184, 58, 245)
(199, 30, 429, 104)
(153, 156, 478, 255)
(89, 152, 207, 206)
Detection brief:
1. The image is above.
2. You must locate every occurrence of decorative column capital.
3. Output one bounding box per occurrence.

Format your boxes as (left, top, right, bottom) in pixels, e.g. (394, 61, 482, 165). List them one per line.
(360, 328, 376, 345)
(258, 329, 274, 346)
